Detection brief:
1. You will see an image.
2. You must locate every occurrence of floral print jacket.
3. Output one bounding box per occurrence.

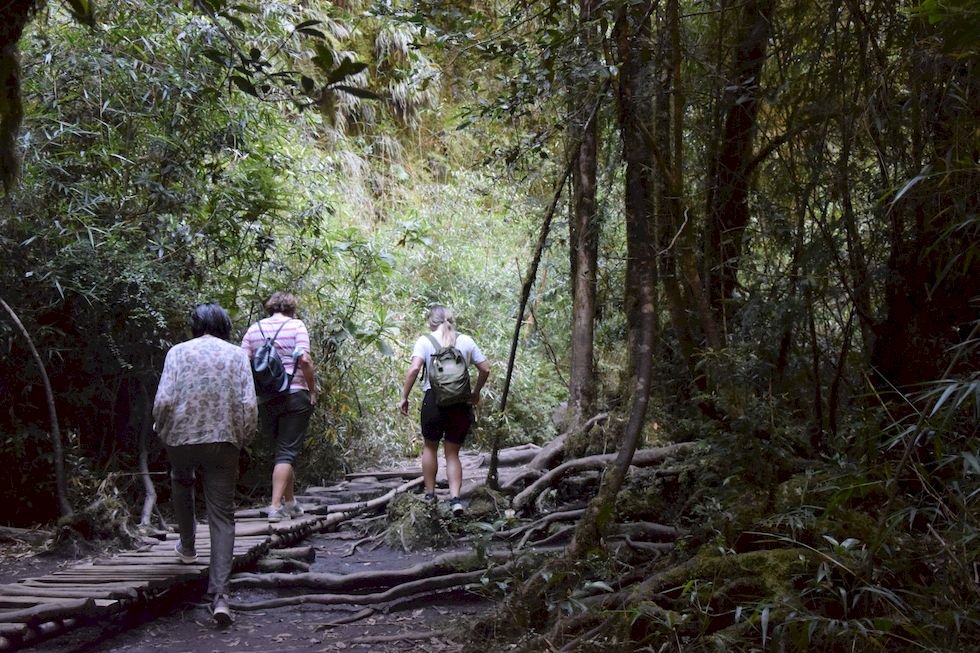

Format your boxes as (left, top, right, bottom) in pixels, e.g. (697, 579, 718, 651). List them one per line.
(153, 335, 257, 449)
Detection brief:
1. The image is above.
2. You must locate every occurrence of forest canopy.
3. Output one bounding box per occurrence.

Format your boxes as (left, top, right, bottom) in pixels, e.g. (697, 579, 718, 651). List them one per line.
(0, 0, 977, 651)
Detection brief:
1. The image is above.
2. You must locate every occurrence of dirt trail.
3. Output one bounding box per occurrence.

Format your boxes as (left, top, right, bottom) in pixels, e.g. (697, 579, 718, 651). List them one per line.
(1, 453, 504, 653)
(40, 532, 485, 653)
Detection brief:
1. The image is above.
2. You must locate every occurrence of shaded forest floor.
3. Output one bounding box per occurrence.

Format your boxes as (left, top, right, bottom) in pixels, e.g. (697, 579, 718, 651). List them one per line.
(13, 533, 482, 653)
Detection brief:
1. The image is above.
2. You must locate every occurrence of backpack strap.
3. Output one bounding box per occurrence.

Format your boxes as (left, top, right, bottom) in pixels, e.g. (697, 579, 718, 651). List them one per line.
(421, 333, 441, 384)
(257, 318, 291, 343)
(257, 319, 300, 390)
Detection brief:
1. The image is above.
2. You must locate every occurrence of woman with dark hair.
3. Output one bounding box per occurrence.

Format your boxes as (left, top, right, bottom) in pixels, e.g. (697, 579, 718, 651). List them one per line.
(153, 303, 257, 626)
(398, 305, 490, 514)
(241, 291, 318, 522)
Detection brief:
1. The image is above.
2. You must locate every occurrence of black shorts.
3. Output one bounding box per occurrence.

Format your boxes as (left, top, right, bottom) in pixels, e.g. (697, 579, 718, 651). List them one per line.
(420, 390, 473, 445)
(259, 391, 312, 465)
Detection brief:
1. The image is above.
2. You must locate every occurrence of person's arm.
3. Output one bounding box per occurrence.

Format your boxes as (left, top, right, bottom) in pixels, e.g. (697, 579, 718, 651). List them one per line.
(398, 356, 424, 416)
(471, 360, 490, 406)
(240, 353, 258, 444)
(297, 351, 316, 405)
(152, 349, 177, 436)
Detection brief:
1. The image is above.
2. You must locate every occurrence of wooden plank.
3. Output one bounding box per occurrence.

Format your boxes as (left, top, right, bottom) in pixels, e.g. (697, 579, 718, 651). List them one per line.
(0, 598, 95, 624)
(93, 558, 209, 566)
(0, 586, 137, 600)
(0, 596, 117, 609)
(0, 623, 27, 636)
(22, 579, 152, 590)
(343, 470, 420, 481)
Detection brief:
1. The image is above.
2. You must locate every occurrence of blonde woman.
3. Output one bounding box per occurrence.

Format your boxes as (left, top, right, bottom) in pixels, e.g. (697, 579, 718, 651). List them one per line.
(398, 305, 490, 514)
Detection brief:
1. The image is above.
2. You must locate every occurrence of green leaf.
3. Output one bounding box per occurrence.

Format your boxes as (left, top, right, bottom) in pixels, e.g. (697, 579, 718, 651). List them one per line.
(312, 44, 335, 71)
(294, 19, 322, 30)
(202, 48, 228, 66)
(375, 339, 393, 357)
(333, 85, 381, 101)
(327, 58, 369, 85)
(230, 75, 258, 96)
(62, 0, 96, 27)
(298, 27, 327, 40)
(220, 11, 248, 31)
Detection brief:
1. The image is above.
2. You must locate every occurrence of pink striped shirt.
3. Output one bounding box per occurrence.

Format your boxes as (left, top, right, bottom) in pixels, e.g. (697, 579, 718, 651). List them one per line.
(240, 315, 311, 392)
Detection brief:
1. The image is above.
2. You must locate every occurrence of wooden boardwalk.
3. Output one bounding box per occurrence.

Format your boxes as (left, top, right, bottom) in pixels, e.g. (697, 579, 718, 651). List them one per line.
(0, 448, 520, 652)
(0, 511, 330, 652)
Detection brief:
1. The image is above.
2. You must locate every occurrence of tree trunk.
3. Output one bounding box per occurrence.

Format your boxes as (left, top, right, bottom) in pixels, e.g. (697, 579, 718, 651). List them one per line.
(0, 297, 73, 518)
(0, 0, 36, 193)
(568, 257, 657, 556)
(615, 1, 659, 393)
(566, 0, 602, 433)
(869, 26, 980, 391)
(703, 0, 775, 314)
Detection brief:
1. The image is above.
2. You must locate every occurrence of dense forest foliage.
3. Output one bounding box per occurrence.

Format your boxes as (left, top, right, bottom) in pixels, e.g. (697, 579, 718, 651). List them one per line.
(0, 0, 977, 651)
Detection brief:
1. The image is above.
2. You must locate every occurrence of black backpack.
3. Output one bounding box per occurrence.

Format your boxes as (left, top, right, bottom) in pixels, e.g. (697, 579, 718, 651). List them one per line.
(424, 334, 471, 406)
(252, 320, 295, 397)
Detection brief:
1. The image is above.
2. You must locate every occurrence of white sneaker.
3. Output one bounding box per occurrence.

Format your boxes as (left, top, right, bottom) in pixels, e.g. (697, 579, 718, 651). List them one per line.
(285, 500, 305, 518)
(267, 505, 289, 522)
(212, 594, 233, 626)
(174, 541, 198, 564)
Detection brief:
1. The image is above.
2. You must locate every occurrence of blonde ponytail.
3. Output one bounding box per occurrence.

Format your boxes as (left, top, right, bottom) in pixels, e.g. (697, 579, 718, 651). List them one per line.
(427, 305, 457, 347)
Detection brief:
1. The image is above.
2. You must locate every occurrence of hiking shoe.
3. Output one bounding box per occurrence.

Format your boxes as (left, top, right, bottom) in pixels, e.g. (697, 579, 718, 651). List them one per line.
(422, 492, 437, 504)
(449, 498, 465, 516)
(267, 504, 289, 522)
(285, 500, 305, 518)
(174, 541, 197, 564)
(211, 594, 233, 627)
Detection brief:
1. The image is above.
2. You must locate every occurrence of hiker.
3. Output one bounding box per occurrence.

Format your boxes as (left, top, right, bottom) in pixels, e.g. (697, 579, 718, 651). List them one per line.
(240, 291, 317, 522)
(153, 303, 256, 626)
(398, 305, 490, 514)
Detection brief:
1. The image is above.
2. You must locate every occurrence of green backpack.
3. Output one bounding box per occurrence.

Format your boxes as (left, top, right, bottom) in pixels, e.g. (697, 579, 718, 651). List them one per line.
(424, 334, 472, 406)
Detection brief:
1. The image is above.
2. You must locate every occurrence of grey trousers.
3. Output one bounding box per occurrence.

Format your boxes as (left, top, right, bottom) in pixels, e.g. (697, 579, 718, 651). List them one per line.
(166, 442, 239, 596)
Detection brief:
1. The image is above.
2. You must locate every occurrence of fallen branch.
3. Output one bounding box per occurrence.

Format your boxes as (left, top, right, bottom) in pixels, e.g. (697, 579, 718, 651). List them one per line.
(501, 414, 612, 494)
(315, 607, 375, 630)
(342, 533, 383, 558)
(611, 522, 684, 542)
(268, 546, 315, 562)
(513, 444, 693, 512)
(494, 508, 586, 540)
(522, 524, 576, 549)
(517, 508, 585, 549)
(255, 558, 310, 573)
(326, 476, 424, 515)
(230, 567, 498, 610)
(346, 630, 445, 645)
(231, 548, 502, 591)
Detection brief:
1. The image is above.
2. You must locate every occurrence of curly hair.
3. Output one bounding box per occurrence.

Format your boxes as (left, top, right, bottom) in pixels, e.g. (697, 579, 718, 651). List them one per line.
(265, 291, 298, 317)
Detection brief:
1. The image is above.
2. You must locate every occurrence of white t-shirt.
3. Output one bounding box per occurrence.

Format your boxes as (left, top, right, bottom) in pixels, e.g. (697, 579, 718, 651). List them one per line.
(412, 333, 486, 392)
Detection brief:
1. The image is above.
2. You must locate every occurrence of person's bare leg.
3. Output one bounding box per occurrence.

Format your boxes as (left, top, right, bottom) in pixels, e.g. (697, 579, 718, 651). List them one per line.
(271, 463, 293, 508)
(421, 439, 439, 494)
(283, 465, 295, 504)
(444, 441, 462, 498)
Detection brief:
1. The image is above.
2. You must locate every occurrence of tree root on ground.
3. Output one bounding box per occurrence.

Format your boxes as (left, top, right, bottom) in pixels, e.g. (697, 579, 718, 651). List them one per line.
(315, 607, 375, 630)
(255, 558, 310, 573)
(345, 630, 445, 645)
(230, 548, 564, 611)
(231, 548, 526, 592)
(501, 413, 612, 493)
(342, 533, 384, 557)
(512, 444, 694, 512)
(230, 567, 505, 611)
